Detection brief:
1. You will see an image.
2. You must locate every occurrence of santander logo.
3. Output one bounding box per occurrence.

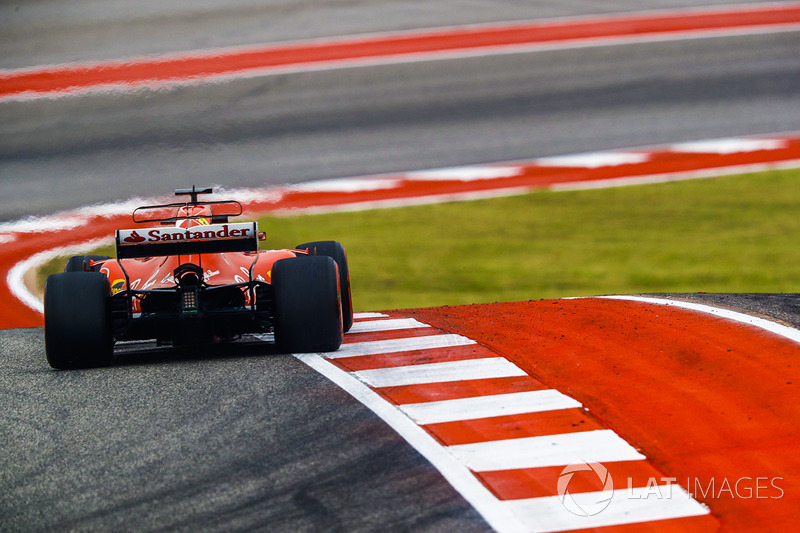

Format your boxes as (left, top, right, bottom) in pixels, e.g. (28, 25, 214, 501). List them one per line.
(118, 223, 255, 246)
(124, 231, 146, 243)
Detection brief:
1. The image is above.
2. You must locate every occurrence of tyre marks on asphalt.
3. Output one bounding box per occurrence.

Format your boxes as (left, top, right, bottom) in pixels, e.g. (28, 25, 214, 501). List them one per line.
(295, 313, 715, 532)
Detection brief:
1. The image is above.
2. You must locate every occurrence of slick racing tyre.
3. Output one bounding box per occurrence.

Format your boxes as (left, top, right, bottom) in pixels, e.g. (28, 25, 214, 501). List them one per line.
(296, 241, 353, 333)
(64, 255, 112, 273)
(272, 256, 343, 353)
(44, 272, 114, 369)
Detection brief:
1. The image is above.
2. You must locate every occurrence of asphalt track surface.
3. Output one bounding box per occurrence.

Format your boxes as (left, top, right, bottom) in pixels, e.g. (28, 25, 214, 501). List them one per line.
(0, 331, 488, 532)
(1, 1, 799, 219)
(3, 295, 800, 531)
(2, 1, 800, 531)
(1, 0, 782, 68)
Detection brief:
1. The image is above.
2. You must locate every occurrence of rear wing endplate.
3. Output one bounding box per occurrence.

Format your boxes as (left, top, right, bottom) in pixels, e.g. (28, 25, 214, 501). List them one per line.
(116, 222, 258, 259)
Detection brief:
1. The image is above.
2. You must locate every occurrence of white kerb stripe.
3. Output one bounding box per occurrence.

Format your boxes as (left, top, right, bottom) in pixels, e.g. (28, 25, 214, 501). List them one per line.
(503, 485, 708, 532)
(404, 166, 523, 181)
(348, 318, 430, 334)
(448, 430, 645, 471)
(291, 353, 531, 532)
(536, 152, 649, 168)
(331, 334, 475, 359)
(353, 312, 389, 319)
(291, 177, 400, 193)
(670, 137, 787, 154)
(399, 389, 582, 425)
(353, 357, 526, 388)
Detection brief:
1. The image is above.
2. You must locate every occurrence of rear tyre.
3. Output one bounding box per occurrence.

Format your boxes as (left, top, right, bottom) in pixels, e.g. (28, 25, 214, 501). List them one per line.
(44, 272, 114, 369)
(272, 256, 343, 353)
(64, 255, 112, 273)
(296, 241, 353, 333)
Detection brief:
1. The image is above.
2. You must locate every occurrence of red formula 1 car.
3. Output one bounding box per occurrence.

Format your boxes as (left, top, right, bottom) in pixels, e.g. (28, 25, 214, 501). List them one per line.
(44, 187, 352, 369)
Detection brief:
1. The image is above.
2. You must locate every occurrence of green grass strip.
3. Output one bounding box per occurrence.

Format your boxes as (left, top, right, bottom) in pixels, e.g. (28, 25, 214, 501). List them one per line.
(36, 168, 800, 310)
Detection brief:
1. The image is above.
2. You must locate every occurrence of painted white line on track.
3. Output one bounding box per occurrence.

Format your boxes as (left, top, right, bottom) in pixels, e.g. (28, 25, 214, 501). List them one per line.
(447, 430, 646, 471)
(503, 485, 708, 532)
(600, 295, 800, 346)
(398, 389, 582, 424)
(294, 315, 712, 530)
(330, 334, 475, 358)
(353, 357, 525, 388)
(348, 318, 430, 334)
(7, 237, 111, 313)
(292, 352, 530, 533)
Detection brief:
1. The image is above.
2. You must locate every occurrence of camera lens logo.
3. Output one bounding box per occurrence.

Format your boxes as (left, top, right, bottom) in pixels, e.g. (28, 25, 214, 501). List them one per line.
(557, 461, 614, 516)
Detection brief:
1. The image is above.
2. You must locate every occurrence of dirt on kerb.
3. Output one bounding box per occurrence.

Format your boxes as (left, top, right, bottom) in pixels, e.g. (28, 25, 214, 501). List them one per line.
(405, 298, 800, 532)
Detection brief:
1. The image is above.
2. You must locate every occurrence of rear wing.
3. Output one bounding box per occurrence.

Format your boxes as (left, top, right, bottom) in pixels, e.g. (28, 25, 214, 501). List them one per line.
(116, 222, 258, 259)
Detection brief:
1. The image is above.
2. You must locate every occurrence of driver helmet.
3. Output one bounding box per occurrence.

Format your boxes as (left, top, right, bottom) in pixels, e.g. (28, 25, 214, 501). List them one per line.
(175, 204, 213, 228)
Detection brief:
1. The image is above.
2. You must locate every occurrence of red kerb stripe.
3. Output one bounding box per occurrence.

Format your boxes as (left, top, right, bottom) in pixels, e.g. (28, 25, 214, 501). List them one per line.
(2, 4, 798, 98)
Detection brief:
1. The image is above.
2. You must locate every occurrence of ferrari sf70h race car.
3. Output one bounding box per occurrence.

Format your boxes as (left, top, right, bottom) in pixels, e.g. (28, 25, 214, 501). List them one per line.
(44, 187, 352, 369)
